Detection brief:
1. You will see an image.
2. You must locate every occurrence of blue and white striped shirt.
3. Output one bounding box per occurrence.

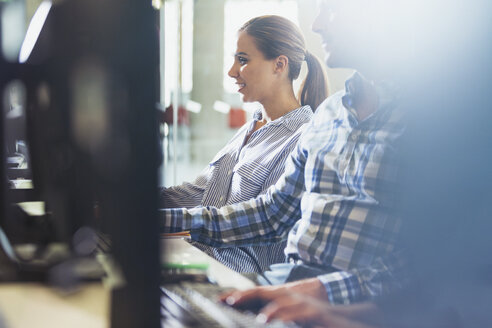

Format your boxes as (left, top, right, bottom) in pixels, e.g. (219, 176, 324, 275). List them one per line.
(160, 105, 312, 208)
(161, 73, 405, 304)
(160, 105, 313, 272)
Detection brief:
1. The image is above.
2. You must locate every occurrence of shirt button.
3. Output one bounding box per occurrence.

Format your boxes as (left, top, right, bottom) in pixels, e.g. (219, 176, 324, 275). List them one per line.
(228, 170, 232, 175)
(220, 196, 224, 201)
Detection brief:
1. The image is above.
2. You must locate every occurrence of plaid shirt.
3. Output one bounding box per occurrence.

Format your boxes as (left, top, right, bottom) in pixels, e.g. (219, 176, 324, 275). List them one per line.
(161, 73, 405, 304)
(159, 106, 313, 272)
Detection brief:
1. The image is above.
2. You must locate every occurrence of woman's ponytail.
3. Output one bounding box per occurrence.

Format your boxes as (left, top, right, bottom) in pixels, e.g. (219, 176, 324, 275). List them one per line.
(240, 16, 329, 112)
(298, 50, 329, 112)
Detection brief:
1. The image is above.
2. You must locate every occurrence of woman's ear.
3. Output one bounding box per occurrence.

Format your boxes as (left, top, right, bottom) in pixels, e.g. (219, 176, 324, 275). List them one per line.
(274, 55, 289, 74)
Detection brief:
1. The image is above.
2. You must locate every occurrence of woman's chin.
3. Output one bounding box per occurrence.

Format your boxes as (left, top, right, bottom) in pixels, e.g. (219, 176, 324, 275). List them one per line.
(241, 95, 251, 103)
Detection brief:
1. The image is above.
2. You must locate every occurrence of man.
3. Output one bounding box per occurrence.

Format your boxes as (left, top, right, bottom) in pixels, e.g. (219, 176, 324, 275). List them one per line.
(162, 0, 410, 305)
(222, 1, 492, 327)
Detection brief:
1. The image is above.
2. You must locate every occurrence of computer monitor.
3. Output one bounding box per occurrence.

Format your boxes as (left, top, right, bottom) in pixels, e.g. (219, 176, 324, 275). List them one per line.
(0, 3, 8, 266)
(1, 1, 161, 327)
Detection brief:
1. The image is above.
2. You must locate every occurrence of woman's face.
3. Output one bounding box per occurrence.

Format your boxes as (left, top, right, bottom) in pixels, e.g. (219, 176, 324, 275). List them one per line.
(228, 31, 278, 104)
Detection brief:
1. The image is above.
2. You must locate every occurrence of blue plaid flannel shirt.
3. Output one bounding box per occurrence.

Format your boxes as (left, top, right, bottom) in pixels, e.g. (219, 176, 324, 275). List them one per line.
(161, 73, 405, 304)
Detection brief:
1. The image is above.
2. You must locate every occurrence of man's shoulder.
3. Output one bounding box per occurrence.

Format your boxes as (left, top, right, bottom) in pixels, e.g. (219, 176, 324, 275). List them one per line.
(316, 90, 345, 112)
(311, 90, 351, 126)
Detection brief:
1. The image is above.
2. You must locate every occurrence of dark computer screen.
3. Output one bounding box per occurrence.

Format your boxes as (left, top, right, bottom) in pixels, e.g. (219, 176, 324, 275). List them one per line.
(1, 1, 161, 326)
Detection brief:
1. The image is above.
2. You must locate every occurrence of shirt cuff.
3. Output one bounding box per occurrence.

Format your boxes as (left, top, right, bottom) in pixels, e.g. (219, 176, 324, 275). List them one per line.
(159, 207, 190, 233)
(317, 271, 362, 305)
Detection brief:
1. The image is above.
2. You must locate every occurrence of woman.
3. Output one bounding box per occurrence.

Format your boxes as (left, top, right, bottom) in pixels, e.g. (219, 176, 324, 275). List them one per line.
(160, 15, 328, 272)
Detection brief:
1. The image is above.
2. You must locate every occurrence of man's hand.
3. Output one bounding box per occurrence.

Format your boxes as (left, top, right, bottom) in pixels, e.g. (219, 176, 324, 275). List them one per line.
(220, 277, 328, 306)
(259, 294, 380, 327)
(220, 278, 381, 327)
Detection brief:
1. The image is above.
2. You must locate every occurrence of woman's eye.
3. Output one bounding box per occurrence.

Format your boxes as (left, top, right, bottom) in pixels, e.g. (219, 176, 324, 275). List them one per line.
(238, 57, 248, 65)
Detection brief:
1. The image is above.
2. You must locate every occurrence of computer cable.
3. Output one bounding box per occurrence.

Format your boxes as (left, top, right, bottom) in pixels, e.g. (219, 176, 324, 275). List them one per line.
(237, 246, 273, 285)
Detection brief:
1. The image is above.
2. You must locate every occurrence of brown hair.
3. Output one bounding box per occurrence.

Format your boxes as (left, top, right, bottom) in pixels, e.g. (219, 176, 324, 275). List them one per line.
(239, 15, 329, 111)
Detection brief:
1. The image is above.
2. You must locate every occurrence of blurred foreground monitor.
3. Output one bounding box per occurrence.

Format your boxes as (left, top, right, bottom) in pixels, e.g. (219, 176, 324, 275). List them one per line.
(0, 0, 160, 327)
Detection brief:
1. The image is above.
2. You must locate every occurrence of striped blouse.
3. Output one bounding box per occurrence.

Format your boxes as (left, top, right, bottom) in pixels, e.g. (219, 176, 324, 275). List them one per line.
(162, 74, 405, 303)
(160, 105, 313, 272)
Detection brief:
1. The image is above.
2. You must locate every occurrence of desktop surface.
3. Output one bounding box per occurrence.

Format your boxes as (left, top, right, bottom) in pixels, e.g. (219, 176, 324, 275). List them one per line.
(160, 238, 299, 327)
(161, 238, 256, 290)
(0, 282, 109, 328)
(0, 238, 270, 328)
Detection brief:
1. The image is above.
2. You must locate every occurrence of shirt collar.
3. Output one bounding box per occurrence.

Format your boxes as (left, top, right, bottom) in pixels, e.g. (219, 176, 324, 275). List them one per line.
(253, 105, 313, 132)
(342, 71, 400, 126)
(252, 108, 263, 121)
(342, 71, 363, 117)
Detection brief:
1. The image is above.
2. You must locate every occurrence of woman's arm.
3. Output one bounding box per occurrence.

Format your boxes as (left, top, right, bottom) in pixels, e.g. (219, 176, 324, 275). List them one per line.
(158, 167, 210, 208)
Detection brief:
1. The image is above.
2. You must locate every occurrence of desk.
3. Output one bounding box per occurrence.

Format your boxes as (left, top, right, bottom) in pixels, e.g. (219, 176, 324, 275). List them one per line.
(161, 238, 256, 290)
(0, 283, 109, 328)
(0, 238, 255, 327)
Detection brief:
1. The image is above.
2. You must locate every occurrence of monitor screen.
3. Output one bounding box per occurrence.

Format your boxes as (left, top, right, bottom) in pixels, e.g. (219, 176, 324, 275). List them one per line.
(1, 1, 161, 326)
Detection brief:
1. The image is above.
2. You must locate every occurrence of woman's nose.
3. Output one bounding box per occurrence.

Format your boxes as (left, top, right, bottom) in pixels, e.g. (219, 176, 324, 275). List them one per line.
(228, 62, 238, 78)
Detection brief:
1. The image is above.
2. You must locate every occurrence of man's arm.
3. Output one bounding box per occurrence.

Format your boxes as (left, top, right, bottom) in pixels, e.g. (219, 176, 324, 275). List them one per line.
(160, 141, 307, 247)
(221, 252, 407, 309)
(259, 296, 382, 327)
(316, 249, 408, 304)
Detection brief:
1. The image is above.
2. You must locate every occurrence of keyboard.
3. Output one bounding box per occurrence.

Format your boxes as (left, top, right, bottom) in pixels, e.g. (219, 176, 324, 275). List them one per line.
(161, 282, 299, 327)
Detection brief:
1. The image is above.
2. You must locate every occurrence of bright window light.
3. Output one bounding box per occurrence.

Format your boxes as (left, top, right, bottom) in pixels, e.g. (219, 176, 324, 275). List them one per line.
(18, 0, 52, 63)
